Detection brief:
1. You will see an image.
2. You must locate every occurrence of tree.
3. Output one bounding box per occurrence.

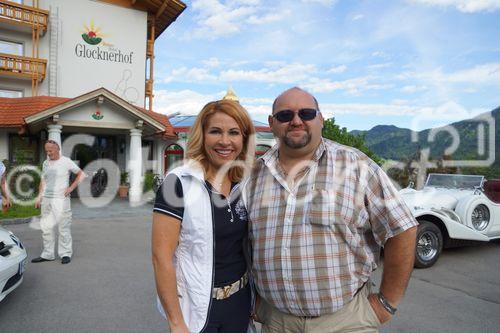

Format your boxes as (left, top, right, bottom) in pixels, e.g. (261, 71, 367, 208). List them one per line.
(322, 118, 383, 165)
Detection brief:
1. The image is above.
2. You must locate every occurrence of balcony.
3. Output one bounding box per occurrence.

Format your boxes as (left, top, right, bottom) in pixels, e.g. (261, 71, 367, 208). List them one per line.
(0, 0, 49, 33)
(0, 53, 47, 81)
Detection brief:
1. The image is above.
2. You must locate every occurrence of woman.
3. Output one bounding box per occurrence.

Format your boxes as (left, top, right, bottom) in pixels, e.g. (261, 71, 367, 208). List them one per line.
(152, 100, 256, 333)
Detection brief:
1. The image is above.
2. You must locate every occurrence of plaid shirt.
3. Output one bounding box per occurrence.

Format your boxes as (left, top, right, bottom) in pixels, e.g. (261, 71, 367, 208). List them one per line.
(244, 138, 417, 316)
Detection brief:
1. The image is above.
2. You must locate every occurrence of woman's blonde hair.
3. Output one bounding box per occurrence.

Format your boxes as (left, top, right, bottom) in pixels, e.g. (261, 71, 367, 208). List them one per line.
(186, 100, 255, 182)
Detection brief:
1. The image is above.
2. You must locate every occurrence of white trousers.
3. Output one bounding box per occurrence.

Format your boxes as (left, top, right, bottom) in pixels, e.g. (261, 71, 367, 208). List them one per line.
(40, 197, 73, 259)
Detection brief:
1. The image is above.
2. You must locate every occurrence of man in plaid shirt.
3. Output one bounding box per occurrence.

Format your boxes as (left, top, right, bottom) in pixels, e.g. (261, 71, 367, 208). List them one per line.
(245, 87, 418, 332)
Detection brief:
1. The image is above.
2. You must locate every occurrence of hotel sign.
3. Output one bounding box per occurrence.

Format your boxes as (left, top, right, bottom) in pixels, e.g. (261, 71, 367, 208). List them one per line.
(56, 0, 147, 106)
(75, 44, 133, 64)
(75, 21, 134, 64)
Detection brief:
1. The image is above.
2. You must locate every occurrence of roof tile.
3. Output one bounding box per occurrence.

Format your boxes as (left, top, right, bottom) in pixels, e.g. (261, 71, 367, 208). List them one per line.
(0, 96, 176, 139)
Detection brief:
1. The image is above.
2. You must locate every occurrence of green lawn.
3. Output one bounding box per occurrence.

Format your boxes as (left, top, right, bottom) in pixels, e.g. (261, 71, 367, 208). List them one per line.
(0, 203, 40, 220)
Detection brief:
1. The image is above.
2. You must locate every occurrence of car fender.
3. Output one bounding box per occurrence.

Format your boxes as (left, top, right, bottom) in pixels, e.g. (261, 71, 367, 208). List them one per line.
(413, 210, 489, 241)
(455, 195, 495, 234)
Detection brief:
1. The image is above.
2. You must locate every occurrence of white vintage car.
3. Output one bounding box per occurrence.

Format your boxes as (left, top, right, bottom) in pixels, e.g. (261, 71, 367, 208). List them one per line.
(399, 173, 500, 268)
(0, 226, 27, 302)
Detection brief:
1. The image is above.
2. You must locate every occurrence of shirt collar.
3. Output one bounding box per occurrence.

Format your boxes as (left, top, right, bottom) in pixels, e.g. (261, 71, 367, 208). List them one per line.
(262, 138, 327, 169)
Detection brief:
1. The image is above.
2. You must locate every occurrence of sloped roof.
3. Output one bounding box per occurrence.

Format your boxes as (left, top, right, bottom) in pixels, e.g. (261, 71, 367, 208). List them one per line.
(134, 106, 176, 139)
(0, 92, 176, 139)
(106, 0, 187, 39)
(0, 96, 70, 127)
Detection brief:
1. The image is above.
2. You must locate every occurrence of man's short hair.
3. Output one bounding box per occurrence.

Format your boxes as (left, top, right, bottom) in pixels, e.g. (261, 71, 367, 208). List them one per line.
(45, 139, 60, 150)
(272, 87, 320, 113)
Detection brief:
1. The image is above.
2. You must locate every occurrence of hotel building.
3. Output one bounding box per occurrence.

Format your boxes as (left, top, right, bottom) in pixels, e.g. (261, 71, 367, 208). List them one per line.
(0, 0, 274, 202)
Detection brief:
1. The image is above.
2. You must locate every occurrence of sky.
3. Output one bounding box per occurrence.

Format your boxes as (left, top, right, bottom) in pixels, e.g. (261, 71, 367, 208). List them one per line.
(153, 0, 500, 131)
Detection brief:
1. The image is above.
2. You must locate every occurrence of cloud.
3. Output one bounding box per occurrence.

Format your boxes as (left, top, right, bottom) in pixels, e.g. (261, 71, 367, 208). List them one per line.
(303, 76, 393, 94)
(239, 97, 274, 117)
(187, 0, 287, 39)
(202, 57, 221, 68)
(320, 101, 487, 121)
(320, 101, 490, 133)
(371, 51, 389, 58)
(409, 0, 500, 13)
(399, 62, 500, 86)
(153, 89, 273, 119)
(327, 65, 348, 74)
(241, 97, 274, 104)
(187, 0, 256, 39)
(247, 11, 290, 24)
(161, 67, 217, 83)
(446, 63, 500, 84)
(302, 0, 338, 6)
(219, 63, 317, 83)
(401, 85, 429, 93)
(352, 14, 365, 20)
(320, 103, 414, 117)
(153, 89, 223, 115)
(159, 62, 319, 85)
(367, 62, 393, 70)
(407, 101, 490, 131)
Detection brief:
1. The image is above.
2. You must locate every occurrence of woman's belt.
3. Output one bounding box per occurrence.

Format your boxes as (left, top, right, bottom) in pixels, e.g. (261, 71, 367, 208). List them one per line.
(212, 272, 248, 300)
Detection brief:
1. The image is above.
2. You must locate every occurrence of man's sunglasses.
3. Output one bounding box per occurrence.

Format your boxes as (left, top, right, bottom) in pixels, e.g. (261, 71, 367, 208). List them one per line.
(272, 108, 319, 123)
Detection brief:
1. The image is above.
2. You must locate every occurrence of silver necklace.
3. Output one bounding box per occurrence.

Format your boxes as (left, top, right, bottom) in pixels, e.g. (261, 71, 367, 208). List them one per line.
(207, 180, 234, 223)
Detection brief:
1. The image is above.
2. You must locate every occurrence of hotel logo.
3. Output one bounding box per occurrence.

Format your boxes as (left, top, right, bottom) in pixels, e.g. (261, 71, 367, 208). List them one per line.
(76, 21, 133, 64)
(81, 21, 105, 45)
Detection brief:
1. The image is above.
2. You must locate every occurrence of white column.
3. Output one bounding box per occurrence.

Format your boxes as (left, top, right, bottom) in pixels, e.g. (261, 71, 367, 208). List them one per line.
(47, 124, 63, 148)
(128, 128, 143, 203)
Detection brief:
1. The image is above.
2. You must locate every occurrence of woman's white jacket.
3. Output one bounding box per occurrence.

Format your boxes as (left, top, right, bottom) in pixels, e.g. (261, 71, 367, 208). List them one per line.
(156, 164, 229, 333)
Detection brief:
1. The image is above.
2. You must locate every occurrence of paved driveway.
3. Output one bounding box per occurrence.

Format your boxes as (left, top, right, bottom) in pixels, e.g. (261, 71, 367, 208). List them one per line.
(1, 199, 500, 332)
(376, 240, 500, 333)
(0, 199, 166, 333)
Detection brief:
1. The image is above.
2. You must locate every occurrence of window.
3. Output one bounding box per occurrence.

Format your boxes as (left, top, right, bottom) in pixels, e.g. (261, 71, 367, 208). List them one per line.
(164, 144, 183, 172)
(0, 39, 23, 56)
(0, 89, 23, 98)
(142, 140, 154, 172)
(9, 135, 39, 165)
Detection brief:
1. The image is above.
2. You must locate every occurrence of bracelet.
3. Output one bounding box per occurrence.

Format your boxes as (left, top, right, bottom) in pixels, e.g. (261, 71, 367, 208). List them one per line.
(376, 292, 397, 315)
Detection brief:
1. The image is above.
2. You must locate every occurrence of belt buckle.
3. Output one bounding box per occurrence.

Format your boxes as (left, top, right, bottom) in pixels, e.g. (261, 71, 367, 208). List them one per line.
(222, 284, 232, 299)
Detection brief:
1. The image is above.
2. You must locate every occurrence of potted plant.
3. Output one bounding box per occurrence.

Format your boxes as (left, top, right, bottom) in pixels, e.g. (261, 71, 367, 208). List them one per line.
(118, 172, 129, 198)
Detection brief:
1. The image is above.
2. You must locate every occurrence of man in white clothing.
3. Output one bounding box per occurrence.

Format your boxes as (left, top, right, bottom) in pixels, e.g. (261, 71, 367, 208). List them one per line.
(32, 140, 84, 264)
(0, 161, 11, 212)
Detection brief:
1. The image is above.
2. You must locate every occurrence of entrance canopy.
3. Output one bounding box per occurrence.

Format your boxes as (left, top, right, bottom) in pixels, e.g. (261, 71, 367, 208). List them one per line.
(20, 88, 175, 139)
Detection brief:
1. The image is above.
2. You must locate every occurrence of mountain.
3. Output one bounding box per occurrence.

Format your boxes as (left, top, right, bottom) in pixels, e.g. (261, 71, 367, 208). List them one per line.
(352, 107, 500, 166)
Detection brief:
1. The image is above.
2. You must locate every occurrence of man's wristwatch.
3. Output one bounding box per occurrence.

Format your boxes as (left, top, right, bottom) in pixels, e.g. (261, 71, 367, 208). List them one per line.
(376, 292, 397, 315)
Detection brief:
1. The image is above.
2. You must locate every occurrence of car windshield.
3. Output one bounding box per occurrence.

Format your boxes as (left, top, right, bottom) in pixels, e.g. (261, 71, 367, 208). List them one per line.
(425, 174, 484, 189)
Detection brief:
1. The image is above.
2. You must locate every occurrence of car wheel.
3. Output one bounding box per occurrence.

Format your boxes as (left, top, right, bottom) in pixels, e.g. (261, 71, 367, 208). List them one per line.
(415, 221, 443, 268)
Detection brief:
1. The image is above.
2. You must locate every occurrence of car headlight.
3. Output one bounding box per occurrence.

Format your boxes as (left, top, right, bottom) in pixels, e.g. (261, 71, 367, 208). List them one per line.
(10, 234, 24, 250)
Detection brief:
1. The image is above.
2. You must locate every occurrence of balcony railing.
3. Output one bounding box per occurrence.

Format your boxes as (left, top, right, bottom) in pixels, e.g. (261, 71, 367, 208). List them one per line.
(0, 53, 47, 81)
(0, 0, 49, 31)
